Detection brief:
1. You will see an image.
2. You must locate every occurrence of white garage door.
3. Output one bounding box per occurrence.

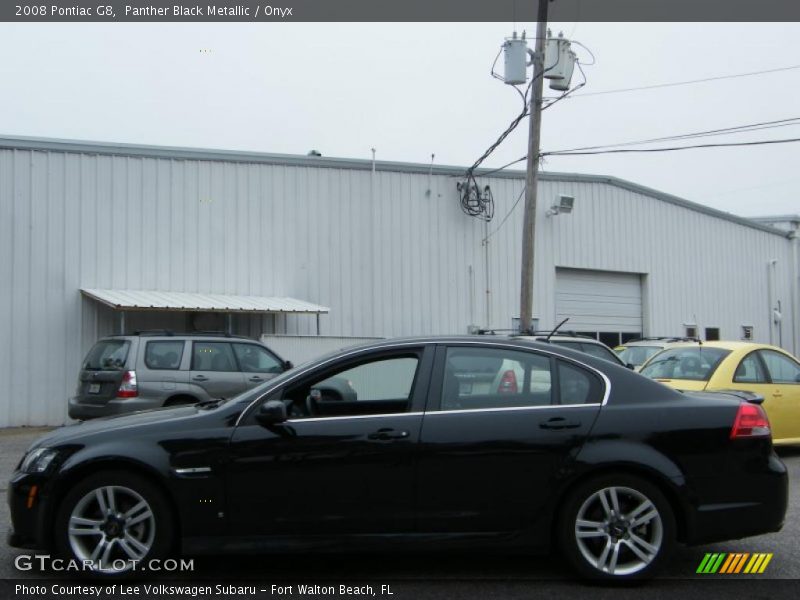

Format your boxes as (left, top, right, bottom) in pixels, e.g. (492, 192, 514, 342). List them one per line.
(555, 268, 642, 333)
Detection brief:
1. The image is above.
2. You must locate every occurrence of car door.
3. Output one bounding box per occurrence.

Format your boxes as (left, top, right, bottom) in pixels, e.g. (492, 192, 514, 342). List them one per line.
(758, 349, 800, 441)
(232, 342, 285, 390)
(226, 345, 433, 536)
(416, 343, 604, 535)
(190, 341, 245, 400)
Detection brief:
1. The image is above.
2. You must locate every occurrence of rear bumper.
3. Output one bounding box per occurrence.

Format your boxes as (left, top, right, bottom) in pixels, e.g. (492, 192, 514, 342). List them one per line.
(685, 452, 788, 545)
(68, 396, 162, 419)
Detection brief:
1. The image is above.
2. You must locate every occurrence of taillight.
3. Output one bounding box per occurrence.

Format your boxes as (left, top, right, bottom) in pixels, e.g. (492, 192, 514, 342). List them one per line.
(117, 370, 138, 398)
(730, 402, 771, 439)
(497, 370, 518, 394)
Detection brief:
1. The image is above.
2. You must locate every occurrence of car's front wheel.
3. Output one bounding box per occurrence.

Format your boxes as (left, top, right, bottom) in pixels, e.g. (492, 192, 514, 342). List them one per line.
(54, 470, 173, 575)
(558, 474, 675, 581)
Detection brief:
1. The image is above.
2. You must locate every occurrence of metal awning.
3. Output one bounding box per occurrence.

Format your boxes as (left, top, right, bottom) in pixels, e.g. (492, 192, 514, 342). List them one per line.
(80, 289, 329, 314)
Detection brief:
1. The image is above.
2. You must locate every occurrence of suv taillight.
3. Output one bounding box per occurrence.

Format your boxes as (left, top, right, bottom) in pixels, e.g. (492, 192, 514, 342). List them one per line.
(117, 370, 138, 398)
(497, 370, 518, 394)
(730, 402, 771, 439)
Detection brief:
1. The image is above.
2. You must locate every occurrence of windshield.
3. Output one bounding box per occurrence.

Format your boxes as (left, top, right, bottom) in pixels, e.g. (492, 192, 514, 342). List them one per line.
(640, 347, 731, 381)
(616, 345, 662, 367)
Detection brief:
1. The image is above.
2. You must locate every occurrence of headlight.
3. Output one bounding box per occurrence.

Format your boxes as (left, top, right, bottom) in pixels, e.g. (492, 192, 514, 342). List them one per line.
(20, 448, 59, 474)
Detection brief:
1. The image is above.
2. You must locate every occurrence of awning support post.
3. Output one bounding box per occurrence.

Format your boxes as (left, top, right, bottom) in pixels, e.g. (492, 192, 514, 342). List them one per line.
(316, 313, 320, 336)
(226, 313, 233, 335)
(119, 311, 126, 335)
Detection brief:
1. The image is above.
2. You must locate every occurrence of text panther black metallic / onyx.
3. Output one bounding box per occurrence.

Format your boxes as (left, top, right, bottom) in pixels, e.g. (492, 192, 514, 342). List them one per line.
(8, 337, 787, 580)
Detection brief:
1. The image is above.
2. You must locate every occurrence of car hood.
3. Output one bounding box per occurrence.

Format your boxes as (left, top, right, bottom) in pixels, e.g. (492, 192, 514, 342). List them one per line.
(29, 405, 204, 449)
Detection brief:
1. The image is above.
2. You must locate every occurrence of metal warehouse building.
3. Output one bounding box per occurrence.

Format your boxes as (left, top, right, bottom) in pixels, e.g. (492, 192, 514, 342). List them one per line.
(1, 136, 798, 426)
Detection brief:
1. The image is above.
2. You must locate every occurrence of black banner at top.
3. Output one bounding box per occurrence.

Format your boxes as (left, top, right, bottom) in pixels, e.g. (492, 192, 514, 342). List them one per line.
(3, 0, 800, 23)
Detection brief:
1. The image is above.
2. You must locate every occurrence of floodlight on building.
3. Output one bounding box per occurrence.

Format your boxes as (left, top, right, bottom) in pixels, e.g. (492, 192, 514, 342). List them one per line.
(546, 194, 575, 217)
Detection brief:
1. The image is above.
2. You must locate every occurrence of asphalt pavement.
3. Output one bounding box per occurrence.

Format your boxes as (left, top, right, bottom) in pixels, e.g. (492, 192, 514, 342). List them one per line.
(1, 426, 798, 599)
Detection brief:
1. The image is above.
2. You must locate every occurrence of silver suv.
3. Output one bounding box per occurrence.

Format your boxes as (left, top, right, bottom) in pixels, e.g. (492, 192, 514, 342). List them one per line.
(69, 332, 291, 420)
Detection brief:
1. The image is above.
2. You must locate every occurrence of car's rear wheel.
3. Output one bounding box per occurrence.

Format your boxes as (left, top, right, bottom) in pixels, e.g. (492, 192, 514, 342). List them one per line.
(558, 474, 675, 581)
(54, 471, 173, 575)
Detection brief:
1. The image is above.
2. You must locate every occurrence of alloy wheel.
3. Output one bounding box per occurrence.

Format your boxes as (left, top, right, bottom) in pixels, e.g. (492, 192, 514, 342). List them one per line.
(574, 485, 664, 576)
(67, 485, 156, 573)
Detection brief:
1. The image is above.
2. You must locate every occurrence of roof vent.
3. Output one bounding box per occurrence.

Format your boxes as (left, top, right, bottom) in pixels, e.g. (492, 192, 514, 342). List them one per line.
(307, 150, 322, 157)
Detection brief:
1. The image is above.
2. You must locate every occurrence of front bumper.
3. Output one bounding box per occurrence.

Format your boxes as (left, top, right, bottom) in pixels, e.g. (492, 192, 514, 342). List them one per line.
(6, 471, 52, 550)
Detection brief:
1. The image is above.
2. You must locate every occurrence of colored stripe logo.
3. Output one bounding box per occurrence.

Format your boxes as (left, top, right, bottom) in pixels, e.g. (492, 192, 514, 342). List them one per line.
(696, 553, 773, 574)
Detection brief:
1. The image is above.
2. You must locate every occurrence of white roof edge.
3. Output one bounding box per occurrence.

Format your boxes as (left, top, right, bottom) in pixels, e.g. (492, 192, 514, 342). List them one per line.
(81, 289, 330, 314)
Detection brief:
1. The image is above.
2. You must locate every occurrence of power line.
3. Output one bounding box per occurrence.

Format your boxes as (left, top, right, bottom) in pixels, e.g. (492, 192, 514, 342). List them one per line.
(569, 63, 800, 98)
(547, 117, 800, 154)
(484, 185, 527, 241)
(542, 136, 800, 157)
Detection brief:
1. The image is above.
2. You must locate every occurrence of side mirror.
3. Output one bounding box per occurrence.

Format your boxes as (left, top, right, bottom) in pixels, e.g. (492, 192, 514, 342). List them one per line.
(283, 360, 294, 371)
(255, 400, 288, 425)
(627, 363, 636, 370)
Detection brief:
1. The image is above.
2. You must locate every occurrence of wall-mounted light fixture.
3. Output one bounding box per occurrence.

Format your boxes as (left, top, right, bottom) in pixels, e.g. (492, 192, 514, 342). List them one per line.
(546, 194, 575, 217)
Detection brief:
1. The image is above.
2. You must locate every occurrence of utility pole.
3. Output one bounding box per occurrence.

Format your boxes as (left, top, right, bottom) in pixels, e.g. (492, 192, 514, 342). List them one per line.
(519, 0, 549, 334)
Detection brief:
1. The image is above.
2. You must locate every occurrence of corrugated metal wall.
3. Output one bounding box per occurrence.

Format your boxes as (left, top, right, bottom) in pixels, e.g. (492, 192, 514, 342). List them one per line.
(0, 143, 796, 426)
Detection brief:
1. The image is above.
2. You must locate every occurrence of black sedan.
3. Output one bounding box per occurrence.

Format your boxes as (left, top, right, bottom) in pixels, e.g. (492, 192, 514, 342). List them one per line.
(7, 337, 788, 580)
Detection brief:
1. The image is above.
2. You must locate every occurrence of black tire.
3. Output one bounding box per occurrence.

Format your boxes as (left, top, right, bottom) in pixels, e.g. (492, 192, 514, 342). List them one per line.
(54, 470, 174, 576)
(557, 473, 676, 582)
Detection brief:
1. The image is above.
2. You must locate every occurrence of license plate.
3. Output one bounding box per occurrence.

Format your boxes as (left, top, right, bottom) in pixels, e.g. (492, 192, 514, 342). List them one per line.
(88, 383, 101, 394)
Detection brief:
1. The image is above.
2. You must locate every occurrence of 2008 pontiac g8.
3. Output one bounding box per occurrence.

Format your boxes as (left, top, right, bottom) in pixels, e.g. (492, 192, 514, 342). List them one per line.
(7, 337, 788, 580)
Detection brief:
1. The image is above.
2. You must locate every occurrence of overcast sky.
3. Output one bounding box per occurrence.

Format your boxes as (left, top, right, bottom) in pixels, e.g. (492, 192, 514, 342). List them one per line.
(1, 22, 798, 217)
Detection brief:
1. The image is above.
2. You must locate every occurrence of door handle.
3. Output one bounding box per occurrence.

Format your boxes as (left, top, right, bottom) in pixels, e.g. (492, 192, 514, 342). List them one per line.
(539, 417, 582, 430)
(368, 428, 410, 441)
(192, 375, 209, 382)
(249, 376, 264, 382)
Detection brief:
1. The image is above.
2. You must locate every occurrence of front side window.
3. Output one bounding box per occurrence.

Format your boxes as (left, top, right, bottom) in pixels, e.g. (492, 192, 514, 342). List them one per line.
(282, 354, 421, 418)
(192, 342, 237, 372)
(640, 347, 731, 381)
(144, 341, 184, 370)
(441, 347, 552, 411)
(233, 343, 283, 374)
(759, 350, 800, 384)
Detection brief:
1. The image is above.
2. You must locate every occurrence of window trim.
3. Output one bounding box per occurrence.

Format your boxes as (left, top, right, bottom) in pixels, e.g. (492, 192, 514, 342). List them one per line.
(236, 341, 610, 427)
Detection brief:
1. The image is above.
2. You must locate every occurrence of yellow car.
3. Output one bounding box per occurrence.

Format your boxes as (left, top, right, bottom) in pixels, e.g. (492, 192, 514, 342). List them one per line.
(639, 341, 800, 445)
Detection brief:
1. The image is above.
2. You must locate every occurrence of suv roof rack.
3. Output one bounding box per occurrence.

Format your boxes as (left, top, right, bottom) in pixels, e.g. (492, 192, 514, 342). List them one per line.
(119, 330, 253, 340)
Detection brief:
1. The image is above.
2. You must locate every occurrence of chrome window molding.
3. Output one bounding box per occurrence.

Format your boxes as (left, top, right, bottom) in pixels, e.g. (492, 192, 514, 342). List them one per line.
(236, 340, 612, 426)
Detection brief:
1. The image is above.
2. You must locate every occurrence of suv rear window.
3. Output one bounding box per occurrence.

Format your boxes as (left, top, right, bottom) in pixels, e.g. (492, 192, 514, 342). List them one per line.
(83, 340, 130, 371)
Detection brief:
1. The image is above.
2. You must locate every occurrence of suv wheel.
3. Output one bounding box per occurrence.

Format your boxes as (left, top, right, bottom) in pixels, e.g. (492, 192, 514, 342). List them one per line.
(54, 471, 173, 575)
(558, 474, 675, 581)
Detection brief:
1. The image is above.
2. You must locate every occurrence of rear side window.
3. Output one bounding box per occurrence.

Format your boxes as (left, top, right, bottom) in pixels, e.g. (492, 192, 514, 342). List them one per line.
(558, 360, 603, 404)
(145, 341, 184, 370)
(192, 342, 237, 372)
(83, 340, 130, 371)
(442, 347, 552, 410)
(733, 352, 768, 384)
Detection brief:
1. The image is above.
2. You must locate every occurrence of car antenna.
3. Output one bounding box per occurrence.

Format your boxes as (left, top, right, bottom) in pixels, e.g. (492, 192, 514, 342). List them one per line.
(546, 318, 570, 343)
